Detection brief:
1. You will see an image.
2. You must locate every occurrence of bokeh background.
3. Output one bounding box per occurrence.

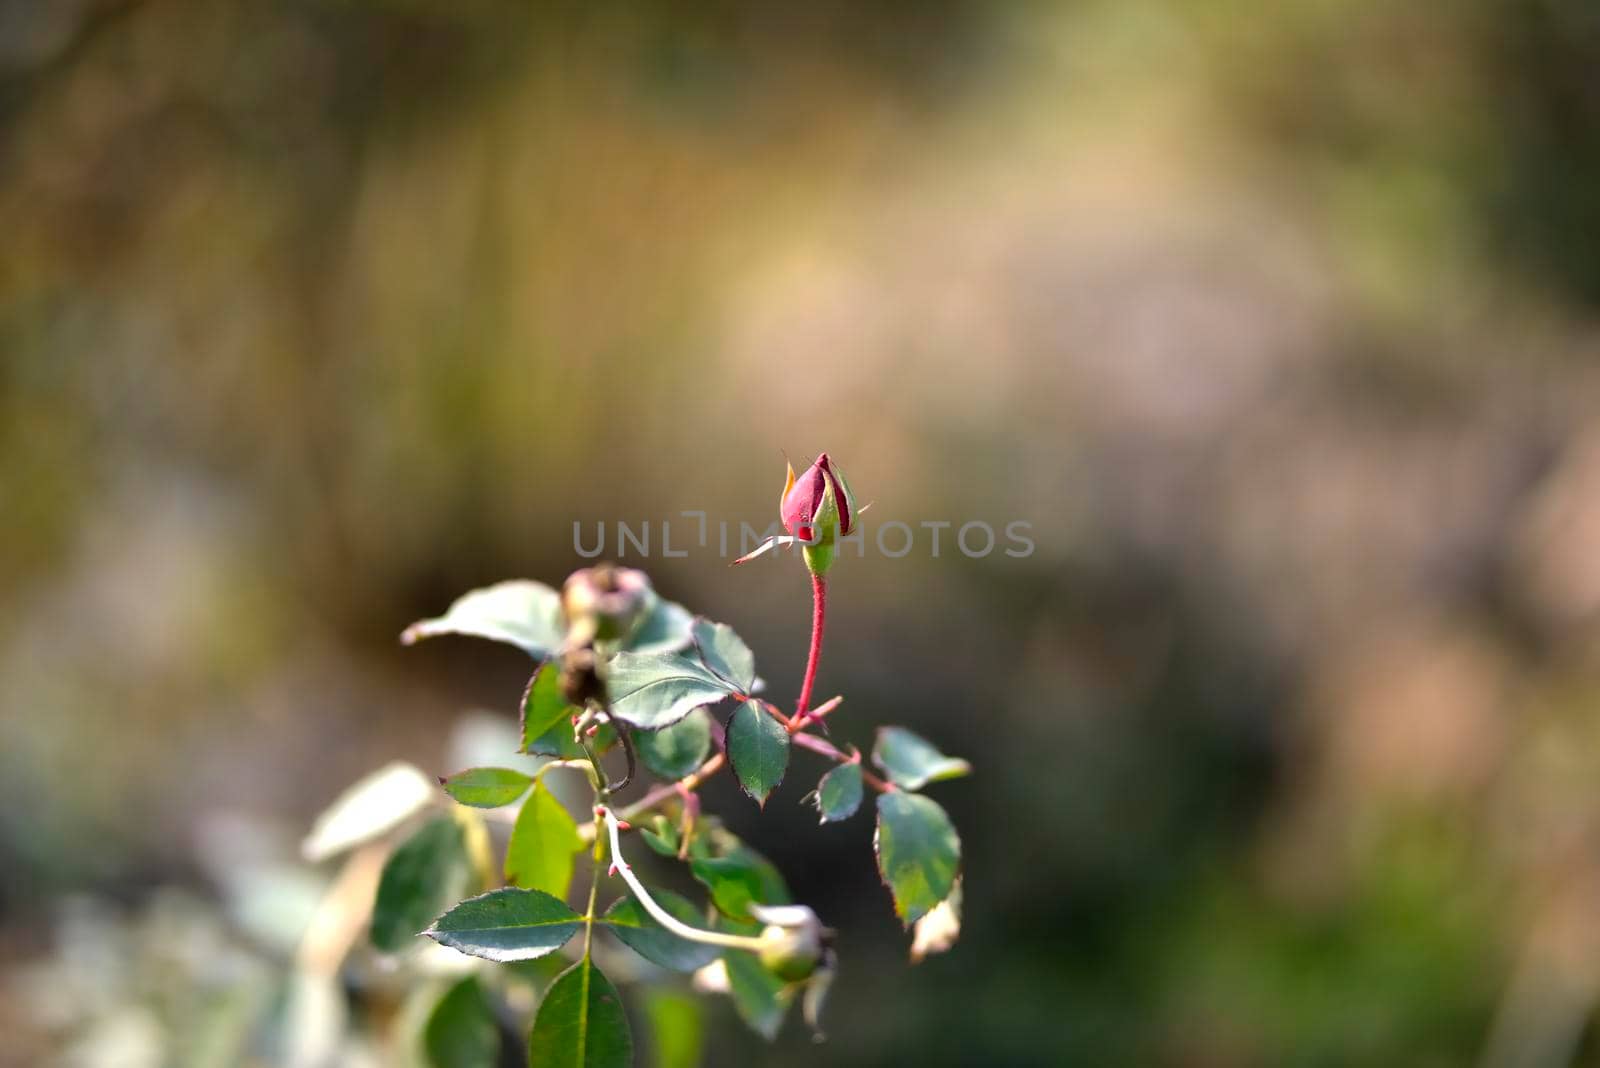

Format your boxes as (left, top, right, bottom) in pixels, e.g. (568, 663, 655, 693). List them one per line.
(5, 1, 1600, 1065)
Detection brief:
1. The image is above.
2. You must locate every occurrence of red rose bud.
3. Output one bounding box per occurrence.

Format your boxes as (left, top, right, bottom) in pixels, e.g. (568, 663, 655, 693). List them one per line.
(780, 453, 857, 575)
(733, 454, 861, 570)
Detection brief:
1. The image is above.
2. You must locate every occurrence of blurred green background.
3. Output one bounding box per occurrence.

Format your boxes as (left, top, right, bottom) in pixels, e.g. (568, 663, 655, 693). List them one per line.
(5, 1, 1600, 1065)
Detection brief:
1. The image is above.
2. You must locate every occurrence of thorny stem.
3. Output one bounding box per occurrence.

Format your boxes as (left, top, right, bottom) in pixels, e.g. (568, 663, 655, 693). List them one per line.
(765, 696, 842, 732)
(791, 573, 826, 729)
(599, 805, 768, 952)
(621, 752, 726, 822)
(572, 575, 898, 842)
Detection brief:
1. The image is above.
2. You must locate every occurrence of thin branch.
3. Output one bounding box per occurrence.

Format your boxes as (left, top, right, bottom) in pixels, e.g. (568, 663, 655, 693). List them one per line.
(577, 752, 727, 841)
(790, 732, 894, 792)
(598, 805, 767, 952)
(574, 710, 895, 843)
(581, 776, 606, 958)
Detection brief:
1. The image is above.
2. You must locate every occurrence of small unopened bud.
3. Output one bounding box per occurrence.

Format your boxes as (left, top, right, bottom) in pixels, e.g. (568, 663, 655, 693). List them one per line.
(562, 563, 656, 646)
(750, 903, 830, 983)
(779, 454, 858, 576)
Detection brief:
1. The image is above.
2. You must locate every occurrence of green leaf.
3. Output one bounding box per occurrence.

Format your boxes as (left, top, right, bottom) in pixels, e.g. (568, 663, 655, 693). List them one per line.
(505, 780, 583, 899)
(874, 793, 961, 926)
(441, 767, 533, 809)
(729, 844, 791, 906)
(605, 652, 736, 730)
(633, 710, 712, 781)
(528, 957, 633, 1068)
(872, 727, 972, 791)
(527, 721, 616, 760)
(811, 762, 863, 824)
(302, 761, 436, 863)
(521, 663, 576, 752)
(724, 950, 792, 1041)
(423, 976, 499, 1068)
(690, 857, 762, 923)
(602, 889, 722, 973)
(726, 700, 789, 806)
(371, 818, 469, 953)
(626, 598, 694, 655)
(424, 887, 583, 962)
(644, 989, 703, 1068)
(690, 848, 790, 923)
(525, 723, 582, 759)
(640, 816, 680, 857)
(691, 618, 757, 691)
(401, 580, 565, 658)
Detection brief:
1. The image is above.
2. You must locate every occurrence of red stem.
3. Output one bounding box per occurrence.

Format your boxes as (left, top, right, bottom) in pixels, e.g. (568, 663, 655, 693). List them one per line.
(792, 573, 826, 728)
(791, 731, 894, 792)
(582, 572, 881, 842)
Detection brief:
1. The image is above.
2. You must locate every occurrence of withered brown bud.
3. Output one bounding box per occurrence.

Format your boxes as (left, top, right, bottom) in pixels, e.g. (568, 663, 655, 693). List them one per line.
(562, 563, 655, 647)
(558, 646, 607, 708)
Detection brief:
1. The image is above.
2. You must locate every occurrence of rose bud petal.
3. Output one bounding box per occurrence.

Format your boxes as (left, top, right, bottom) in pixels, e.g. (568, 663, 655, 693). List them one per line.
(818, 454, 857, 537)
(780, 457, 829, 544)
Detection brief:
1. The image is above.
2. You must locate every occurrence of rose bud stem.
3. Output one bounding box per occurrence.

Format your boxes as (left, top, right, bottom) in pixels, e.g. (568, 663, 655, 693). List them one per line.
(791, 572, 827, 731)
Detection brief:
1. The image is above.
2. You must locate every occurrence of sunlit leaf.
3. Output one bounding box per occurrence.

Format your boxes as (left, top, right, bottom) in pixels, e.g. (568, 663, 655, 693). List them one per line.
(302, 761, 437, 863)
(441, 767, 533, 809)
(371, 818, 469, 953)
(634, 710, 712, 781)
(692, 618, 757, 691)
(423, 976, 499, 1068)
(401, 580, 564, 658)
(727, 700, 789, 806)
(811, 762, 863, 824)
(424, 888, 583, 962)
(521, 662, 576, 753)
(602, 889, 722, 973)
(910, 877, 963, 963)
(874, 793, 961, 926)
(505, 780, 583, 899)
(606, 652, 736, 730)
(871, 727, 971, 791)
(528, 957, 633, 1068)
